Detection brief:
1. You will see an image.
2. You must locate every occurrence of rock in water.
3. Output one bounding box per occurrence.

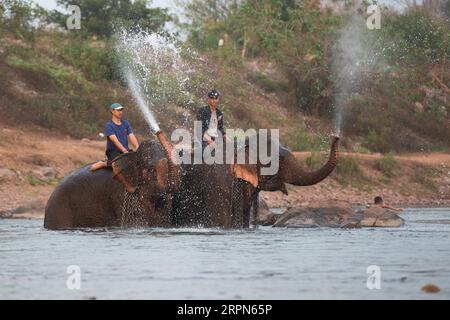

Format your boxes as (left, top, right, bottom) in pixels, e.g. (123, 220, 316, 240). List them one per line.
(0, 211, 14, 219)
(421, 284, 440, 293)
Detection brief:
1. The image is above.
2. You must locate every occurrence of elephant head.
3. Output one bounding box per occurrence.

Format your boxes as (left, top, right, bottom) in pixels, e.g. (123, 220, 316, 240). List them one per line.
(111, 133, 182, 226)
(233, 135, 340, 194)
(111, 130, 181, 194)
(112, 140, 172, 196)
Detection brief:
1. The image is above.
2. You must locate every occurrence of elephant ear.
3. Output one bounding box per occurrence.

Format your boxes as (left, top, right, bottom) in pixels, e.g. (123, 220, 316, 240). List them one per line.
(232, 163, 258, 187)
(111, 152, 139, 188)
(230, 138, 259, 187)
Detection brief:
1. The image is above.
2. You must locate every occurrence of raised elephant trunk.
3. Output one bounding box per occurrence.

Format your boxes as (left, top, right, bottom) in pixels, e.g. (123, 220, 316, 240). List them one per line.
(156, 131, 175, 164)
(283, 136, 339, 186)
(156, 130, 180, 187)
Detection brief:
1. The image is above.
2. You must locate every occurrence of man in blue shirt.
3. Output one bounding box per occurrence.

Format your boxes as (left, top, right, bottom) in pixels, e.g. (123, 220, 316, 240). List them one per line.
(104, 102, 139, 160)
(91, 103, 139, 193)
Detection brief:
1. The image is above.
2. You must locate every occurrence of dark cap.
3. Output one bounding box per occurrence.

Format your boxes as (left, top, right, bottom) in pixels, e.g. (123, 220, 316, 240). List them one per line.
(207, 89, 220, 99)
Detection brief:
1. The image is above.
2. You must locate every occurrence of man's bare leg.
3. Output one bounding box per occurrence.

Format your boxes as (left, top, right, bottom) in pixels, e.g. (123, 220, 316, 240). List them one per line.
(112, 163, 136, 193)
(90, 161, 107, 172)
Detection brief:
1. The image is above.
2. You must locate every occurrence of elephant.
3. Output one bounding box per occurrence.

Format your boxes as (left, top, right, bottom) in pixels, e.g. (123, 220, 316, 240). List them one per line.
(44, 130, 339, 230)
(44, 132, 179, 229)
(171, 134, 340, 228)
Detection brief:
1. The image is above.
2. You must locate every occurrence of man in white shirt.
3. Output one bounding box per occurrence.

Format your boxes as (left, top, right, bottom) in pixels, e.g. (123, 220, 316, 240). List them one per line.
(197, 89, 226, 149)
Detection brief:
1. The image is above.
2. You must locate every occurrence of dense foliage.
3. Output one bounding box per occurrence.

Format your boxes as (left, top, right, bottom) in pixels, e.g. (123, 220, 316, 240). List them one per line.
(1, 0, 449, 152)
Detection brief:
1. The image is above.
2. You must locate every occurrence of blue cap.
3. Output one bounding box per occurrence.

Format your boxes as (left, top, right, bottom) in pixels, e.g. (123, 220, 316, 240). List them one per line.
(110, 102, 124, 111)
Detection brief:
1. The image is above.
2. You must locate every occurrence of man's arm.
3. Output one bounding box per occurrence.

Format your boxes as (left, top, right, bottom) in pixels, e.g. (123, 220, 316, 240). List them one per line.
(128, 133, 139, 151)
(382, 205, 403, 212)
(108, 135, 128, 153)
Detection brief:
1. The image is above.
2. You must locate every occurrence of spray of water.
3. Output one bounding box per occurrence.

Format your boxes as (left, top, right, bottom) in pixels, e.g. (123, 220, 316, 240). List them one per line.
(115, 29, 179, 133)
(331, 15, 381, 137)
(115, 28, 213, 134)
(124, 69, 160, 132)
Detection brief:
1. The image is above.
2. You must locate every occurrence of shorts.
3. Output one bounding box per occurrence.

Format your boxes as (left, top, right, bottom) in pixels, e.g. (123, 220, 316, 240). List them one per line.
(106, 150, 123, 168)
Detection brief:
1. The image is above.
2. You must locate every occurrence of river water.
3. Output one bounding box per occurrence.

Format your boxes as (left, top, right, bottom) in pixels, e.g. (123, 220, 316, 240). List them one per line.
(1, 208, 449, 299)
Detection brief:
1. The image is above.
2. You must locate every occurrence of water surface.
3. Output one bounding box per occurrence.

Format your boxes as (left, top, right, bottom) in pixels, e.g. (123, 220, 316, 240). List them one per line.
(1, 208, 449, 299)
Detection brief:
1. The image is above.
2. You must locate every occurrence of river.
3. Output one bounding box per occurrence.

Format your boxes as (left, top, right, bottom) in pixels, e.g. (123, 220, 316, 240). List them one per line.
(1, 208, 449, 299)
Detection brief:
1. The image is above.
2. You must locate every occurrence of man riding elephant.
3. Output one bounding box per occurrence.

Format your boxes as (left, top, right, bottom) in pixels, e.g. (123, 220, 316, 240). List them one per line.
(197, 89, 226, 149)
(91, 102, 139, 193)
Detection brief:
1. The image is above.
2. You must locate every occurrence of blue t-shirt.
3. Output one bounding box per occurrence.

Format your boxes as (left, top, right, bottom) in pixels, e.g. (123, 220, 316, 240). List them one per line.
(105, 120, 133, 153)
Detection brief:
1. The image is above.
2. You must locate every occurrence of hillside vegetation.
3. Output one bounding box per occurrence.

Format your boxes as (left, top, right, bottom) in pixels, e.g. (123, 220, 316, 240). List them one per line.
(0, 0, 449, 154)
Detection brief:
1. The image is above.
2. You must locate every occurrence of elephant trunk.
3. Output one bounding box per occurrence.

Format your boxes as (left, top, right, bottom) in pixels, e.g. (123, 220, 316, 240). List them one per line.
(156, 130, 180, 187)
(156, 130, 175, 164)
(283, 136, 339, 186)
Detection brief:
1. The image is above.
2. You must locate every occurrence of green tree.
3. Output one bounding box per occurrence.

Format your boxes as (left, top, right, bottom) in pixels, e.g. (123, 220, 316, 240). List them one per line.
(376, 10, 450, 64)
(53, 0, 172, 37)
(443, 0, 450, 20)
(182, 0, 339, 114)
(0, 0, 47, 35)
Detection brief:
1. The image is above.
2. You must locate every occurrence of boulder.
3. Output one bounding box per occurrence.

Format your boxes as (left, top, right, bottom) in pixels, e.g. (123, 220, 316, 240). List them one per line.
(0, 199, 46, 219)
(0, 211, 13, 219)
(32, 166, 57, 180)
(0, 168, 16, 183)
(421, 284, 440, 294)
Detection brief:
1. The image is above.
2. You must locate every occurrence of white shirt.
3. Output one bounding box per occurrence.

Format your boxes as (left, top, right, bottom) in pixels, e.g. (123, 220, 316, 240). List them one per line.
(205, 111, 218, 139)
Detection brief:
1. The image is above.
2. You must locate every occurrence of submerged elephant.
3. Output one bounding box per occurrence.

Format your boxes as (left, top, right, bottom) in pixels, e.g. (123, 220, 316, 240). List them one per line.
(265, 200, 405, 228)
(44, 131, 339, 230)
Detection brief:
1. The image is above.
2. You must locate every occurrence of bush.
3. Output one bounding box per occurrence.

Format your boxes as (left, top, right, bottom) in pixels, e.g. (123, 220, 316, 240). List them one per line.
(247, 70, 288, 93)
(5, 50, 92, 92)
(332, 156, 370, 188)
(375, 11, 450, 65)
(0, 0, 47, 39)
(305, 152, 326, 170)
(374, 154, 398, 177)
(58, 37, 120, 81)
(335, 156, 361, 177)
(366, 129, 390, 153)
(292, 124, 328, 152)
(412, 168, 438, 192)
(184, 1, 339, 115)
